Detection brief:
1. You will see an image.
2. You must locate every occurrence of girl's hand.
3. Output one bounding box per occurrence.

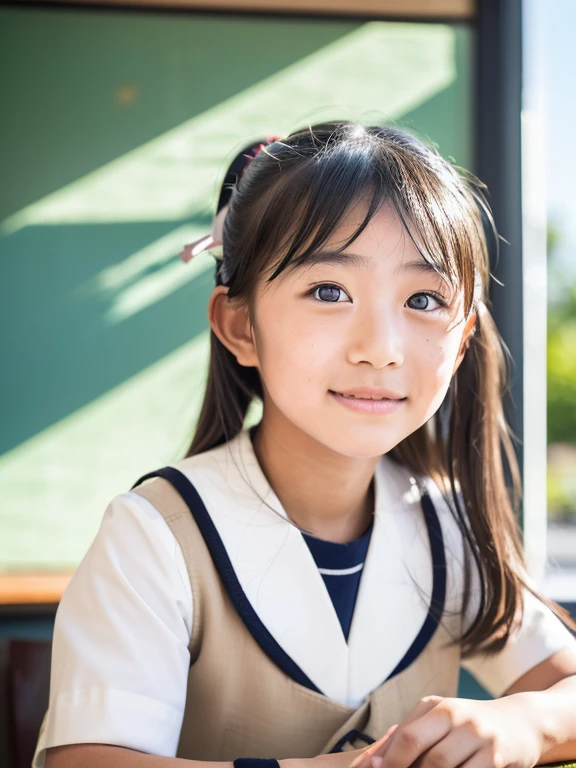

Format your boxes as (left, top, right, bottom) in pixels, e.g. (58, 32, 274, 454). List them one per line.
(347, 694, 544, 768)
(304, 725, 400, 768)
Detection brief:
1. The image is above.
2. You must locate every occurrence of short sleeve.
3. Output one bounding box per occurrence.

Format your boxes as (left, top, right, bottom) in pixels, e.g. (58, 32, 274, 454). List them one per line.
(461, 561, 576, 698)
(32, 491, 193, 767)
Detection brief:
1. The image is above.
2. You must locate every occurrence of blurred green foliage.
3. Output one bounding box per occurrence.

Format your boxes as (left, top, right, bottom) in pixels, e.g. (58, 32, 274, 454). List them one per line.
(547, 220, 576, 520)
(547, 286, 576, 443)
(547, 221, 576, 444)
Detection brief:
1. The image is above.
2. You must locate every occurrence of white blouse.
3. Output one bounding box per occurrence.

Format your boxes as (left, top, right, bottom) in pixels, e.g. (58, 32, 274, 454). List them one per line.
(33, 429, 576, 766)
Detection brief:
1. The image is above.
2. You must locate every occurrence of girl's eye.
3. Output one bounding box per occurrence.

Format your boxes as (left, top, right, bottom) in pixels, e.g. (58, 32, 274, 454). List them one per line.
(406, 292, 446, 311)
(312, 284, 351, 303)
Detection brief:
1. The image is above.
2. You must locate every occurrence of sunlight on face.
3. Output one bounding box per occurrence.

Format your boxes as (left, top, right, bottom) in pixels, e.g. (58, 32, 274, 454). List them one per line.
(250, 203, 470, 458)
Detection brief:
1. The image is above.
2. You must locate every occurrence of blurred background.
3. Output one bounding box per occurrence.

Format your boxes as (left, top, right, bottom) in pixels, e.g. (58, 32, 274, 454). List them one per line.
(537, 0, 576, 600)
(0, 0, 575, 759)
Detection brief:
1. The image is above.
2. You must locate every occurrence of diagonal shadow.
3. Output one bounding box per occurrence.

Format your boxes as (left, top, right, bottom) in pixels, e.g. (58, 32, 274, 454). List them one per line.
(1, 87, 470, 457)
(1, 17, 472, 458)
(0, 7, 360, 219)
(1, 217, 215, 454)
(394, 28, 471, 169)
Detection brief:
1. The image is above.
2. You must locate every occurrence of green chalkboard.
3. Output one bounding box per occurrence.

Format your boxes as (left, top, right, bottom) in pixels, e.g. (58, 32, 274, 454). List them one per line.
(0, 7, 472, 571)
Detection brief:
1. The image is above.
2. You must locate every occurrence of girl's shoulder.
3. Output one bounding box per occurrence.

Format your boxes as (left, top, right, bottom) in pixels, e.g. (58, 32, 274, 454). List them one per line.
(35, 491, 195, 765)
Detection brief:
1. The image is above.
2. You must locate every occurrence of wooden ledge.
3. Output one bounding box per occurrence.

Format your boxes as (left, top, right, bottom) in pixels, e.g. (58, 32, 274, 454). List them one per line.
(17, 0, 476, 21)
(0, 573, 72, 606)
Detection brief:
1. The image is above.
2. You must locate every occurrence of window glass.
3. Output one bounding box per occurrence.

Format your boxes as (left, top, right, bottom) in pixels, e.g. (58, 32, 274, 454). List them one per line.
(540, 0, 576, 602)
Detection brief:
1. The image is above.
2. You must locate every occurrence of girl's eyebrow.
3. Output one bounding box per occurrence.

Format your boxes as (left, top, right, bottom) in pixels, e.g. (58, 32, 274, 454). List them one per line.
(297, 249, 447, 279)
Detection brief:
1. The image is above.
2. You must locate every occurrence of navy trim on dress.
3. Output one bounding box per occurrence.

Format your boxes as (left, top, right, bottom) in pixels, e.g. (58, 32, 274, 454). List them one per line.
(384, 490, 447, 682)
(329, 729, 375, 753)
(132, 466, 323, 694)
(131, 466, 447, 699)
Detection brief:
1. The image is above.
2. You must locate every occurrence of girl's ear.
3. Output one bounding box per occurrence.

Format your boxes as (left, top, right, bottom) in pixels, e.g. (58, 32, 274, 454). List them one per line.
(208, 286, 260, 368)
(452, 310, 477, 376)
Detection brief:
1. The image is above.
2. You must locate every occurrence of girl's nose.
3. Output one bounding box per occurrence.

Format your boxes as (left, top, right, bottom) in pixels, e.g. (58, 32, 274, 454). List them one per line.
(346, 309, 405, 369)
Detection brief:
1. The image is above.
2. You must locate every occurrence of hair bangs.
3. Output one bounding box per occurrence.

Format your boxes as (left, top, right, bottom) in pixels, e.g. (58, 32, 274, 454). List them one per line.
(382, 151, 485, 317)
(254, 141, 386, 284)
(229, 127, 485, 318)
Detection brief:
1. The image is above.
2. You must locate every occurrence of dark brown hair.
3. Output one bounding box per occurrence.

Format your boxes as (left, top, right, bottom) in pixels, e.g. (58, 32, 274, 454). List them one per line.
(185, 121, 576, 659)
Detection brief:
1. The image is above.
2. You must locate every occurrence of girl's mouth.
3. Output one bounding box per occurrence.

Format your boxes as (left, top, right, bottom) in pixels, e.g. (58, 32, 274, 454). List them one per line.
(329, 390, 407, 414)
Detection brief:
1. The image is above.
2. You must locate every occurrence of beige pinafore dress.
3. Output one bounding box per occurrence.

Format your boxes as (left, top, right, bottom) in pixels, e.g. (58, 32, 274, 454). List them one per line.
(130, 463, 463, 760)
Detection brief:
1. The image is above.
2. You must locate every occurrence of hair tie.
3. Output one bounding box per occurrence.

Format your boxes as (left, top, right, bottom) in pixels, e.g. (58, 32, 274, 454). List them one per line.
(179, 135, 280, 267)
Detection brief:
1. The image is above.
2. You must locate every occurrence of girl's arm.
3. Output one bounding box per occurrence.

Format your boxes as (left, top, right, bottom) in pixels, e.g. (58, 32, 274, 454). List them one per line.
(44, 744, 366, 768)
(502, 647, 576, 764)
(34, 494, 194, 765)
(346, 668, 576, 768)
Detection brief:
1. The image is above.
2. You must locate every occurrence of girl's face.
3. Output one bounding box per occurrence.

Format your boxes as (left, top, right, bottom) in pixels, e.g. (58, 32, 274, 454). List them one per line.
(228, 203, 475, 459)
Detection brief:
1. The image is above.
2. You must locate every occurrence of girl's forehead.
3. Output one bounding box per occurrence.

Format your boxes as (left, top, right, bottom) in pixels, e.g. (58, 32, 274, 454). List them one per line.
(317, 204, 423, 267)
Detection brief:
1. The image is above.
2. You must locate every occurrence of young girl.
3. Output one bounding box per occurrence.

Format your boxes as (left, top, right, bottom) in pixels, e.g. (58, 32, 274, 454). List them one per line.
(36, 122, 576, 768)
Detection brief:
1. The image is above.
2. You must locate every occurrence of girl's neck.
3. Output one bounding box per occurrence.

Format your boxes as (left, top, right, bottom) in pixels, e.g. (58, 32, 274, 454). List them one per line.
(250, 412, 379, 543)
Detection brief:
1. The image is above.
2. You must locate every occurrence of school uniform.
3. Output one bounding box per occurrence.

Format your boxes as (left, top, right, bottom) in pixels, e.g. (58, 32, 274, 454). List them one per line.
(33, 427, 576, 766)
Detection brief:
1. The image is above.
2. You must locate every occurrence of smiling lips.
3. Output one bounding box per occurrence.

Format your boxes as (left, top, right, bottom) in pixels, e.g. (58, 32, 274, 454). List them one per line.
(334, 387, 406, 401)
(329, 388, 407, 414)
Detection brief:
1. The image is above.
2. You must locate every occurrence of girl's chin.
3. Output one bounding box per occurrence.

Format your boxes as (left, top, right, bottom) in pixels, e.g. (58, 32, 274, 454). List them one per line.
(299, 424, 409, 459)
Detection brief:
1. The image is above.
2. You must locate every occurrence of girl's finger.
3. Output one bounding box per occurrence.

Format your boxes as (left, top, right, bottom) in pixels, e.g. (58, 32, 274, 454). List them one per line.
(451, 747, 491, 768)
(410, 730, 480, 768)
(350, 697, 444, 768)
(369, 723, 400, 753)
(349, 724, 399, 768)
(370, 698, 442, 762)
(371, 707, 452, 768)
(396, 697, 444, 729)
